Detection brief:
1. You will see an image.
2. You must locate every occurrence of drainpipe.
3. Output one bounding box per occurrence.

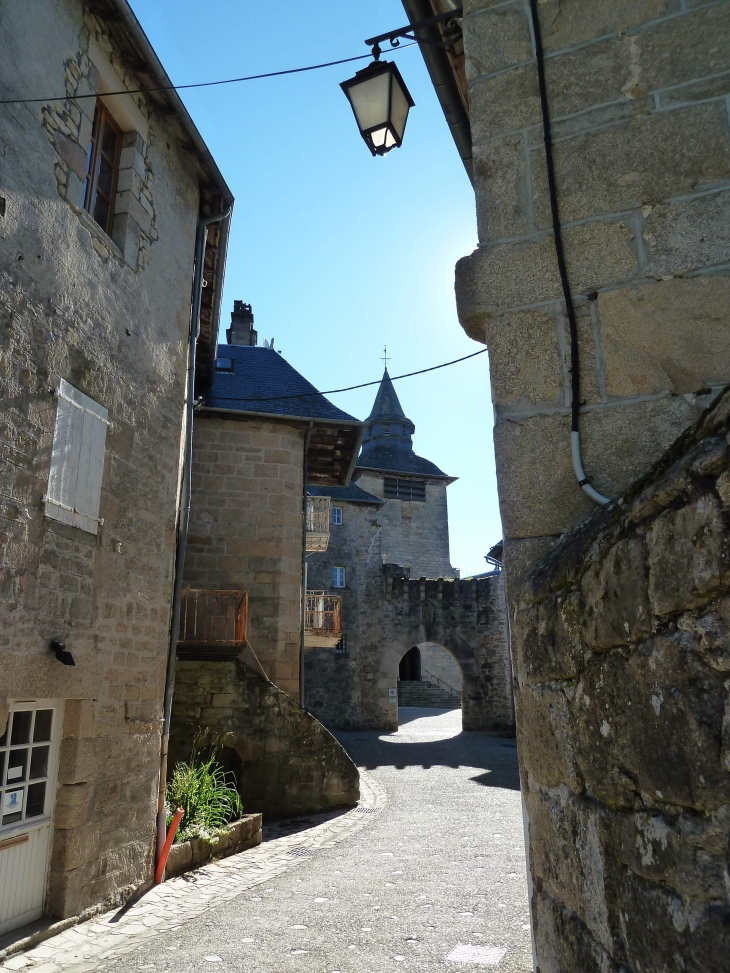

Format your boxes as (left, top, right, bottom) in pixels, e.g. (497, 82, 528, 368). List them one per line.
(156, 205, 231, 865)
(299, 422, 314, 706)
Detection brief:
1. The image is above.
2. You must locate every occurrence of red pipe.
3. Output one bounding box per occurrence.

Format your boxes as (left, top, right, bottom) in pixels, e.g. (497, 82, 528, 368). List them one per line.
(154, 807, 184, 884)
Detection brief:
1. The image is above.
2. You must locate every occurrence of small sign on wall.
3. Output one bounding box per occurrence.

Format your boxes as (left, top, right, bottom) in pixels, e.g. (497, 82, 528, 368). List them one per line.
(3, 789, 24, 815)
(388, 688, 398, 703)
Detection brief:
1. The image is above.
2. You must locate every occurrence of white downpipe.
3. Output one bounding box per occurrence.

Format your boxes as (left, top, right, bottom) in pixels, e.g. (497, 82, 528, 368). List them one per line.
(571, 430, 610, 506)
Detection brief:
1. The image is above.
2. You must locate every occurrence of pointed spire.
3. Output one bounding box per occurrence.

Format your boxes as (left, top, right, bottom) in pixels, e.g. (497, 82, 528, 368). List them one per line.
(367, 369, 409, 423)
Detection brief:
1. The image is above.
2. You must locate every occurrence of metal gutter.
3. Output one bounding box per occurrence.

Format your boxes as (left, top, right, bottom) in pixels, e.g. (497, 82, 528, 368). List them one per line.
(198, 406, 364, 429)
(400, 0, 473, 182)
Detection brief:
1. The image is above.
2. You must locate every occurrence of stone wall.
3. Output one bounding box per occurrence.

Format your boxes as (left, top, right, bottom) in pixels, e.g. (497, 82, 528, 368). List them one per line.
(354, 472, 457, 579)
(186, 415, 305, 700)
(305, 563, 512, 732)
(0, 0, 211, 920)
(456, 0, 730, 545)
(170, 661, 360, 819)
(512, 388, 730, 972)
(419, 641, 463, 694)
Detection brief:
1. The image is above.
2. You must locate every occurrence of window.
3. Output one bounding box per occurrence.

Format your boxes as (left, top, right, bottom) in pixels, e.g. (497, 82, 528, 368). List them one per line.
(335, 634, 347, 655)
(333, 566, 346, 588)
(383, 477, 426, 501)
(1, 705, 56, 828)
(215, 357, 233, 371)
(331, 506, 343, 525)
(83, 101, 122, 235)
(44, 380, 109, 535)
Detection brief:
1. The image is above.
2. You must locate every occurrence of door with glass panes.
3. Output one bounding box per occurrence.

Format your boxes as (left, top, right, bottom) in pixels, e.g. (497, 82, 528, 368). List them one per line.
(0, 701, 61, 934)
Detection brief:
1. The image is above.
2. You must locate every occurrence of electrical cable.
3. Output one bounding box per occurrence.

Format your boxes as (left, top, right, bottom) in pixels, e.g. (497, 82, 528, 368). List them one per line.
(207, 347, 488, 405)
(528, 0, 609, 506)
(0, 45, 417, 106)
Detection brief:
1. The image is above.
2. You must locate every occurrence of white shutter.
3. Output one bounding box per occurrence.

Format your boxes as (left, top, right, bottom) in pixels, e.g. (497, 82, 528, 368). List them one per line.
(44, 380, 109, 535)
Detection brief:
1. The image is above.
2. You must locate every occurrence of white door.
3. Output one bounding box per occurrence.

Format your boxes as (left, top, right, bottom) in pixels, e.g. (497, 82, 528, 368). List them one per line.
(0, 700, 61, 935)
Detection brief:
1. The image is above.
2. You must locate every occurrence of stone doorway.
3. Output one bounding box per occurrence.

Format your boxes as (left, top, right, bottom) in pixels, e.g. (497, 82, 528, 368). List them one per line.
(399, 646, 421, 681)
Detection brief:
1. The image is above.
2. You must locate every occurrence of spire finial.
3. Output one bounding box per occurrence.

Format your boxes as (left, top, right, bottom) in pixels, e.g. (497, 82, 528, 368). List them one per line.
(382, 345, 390, 369)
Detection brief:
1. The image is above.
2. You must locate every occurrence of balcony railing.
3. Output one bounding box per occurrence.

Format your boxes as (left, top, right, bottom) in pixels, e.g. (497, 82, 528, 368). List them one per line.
(304, 590, 342, 648)
(177, 589, 248, 661)
(306, 495, 331, 553)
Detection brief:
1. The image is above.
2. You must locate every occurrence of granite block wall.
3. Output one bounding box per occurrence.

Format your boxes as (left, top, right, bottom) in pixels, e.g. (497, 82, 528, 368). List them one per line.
(170, 661, 360, 820)
(0, 0, 208, 920)
(185, 415, 305, 701)
(512, 389, 730, 972)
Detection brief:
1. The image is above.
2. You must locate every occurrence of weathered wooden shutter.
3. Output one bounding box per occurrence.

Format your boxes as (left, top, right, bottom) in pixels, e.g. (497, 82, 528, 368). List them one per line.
(44, 380, 109, 535)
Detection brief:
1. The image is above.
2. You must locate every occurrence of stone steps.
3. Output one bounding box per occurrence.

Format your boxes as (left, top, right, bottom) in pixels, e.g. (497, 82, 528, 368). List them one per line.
(398, 680, 461, 709)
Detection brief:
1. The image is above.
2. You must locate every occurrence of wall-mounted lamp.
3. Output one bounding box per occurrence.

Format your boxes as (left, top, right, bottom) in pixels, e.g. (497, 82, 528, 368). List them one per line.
(50, 639, 75, 666)
(341, 6, 462, 156)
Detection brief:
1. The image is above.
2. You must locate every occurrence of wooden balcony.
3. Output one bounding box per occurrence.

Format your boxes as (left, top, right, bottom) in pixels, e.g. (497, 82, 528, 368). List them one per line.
(176, 589, 248, 661)
(306, 495, 330, 553)
(304, 591, 342, 648)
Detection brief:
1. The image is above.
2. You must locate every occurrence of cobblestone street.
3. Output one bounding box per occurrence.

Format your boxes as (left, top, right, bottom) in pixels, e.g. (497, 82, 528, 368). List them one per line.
(3, 709, 532, 973)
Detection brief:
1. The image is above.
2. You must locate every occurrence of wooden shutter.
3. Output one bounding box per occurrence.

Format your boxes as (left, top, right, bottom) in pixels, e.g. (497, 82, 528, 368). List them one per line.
(44, 380, 109, 535)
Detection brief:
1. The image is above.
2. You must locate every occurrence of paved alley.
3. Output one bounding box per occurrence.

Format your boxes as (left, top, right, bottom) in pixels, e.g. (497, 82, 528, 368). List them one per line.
(4, 709, 532, 973)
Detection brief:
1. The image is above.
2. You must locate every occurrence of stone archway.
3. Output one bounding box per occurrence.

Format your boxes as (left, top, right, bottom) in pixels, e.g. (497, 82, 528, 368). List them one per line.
(399, 646, 422, 681)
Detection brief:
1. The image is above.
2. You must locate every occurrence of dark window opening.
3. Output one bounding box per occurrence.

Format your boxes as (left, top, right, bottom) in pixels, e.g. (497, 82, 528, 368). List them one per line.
(83, 101, 122, 236)
(384, 477, 426, 501)
(216, 357, 234, 371)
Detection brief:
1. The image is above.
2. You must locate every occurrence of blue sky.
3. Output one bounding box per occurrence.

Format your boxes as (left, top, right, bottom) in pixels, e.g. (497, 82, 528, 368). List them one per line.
(130, 0, 501, 576)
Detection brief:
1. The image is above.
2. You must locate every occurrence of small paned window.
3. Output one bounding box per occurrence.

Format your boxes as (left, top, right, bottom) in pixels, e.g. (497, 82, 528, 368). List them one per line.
(383, 477, 426, 501)
(0, 707, 55, 828)
(44, 380, 110, 535)
(331, 506, 343, 525)
(83, 100, 122, 236)
(333, 566, 346, 588)
(335, 634, 347, 655)
(215, 357, 233, 371)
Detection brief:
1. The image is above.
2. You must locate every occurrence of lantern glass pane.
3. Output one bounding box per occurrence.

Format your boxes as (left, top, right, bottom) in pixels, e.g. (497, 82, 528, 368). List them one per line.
(370, 126, 392, 150)
(346, 71, 391, 133)
(389, 74, 411, 141)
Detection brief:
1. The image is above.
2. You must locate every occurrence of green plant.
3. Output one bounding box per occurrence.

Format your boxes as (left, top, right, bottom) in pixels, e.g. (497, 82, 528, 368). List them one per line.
(166, 732, 243, 843)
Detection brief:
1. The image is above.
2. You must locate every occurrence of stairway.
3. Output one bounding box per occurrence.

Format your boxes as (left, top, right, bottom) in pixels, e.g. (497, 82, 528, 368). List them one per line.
(398, 680, 461, 709)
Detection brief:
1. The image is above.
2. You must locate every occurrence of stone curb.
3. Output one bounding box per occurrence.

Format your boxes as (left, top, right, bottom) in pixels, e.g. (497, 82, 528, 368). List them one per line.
(0, 770, 388, 973)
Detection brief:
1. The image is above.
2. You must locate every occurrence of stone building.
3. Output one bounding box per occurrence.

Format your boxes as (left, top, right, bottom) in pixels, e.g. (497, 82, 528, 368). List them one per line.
(0, 0, 231, 934)
(305, 371, 513, 732)
(402, 0, 730, 968)
(169, 306, 363, 817)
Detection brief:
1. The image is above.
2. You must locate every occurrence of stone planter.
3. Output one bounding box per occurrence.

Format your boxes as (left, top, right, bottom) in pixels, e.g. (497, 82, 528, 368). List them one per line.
(165, 813, 262, 878)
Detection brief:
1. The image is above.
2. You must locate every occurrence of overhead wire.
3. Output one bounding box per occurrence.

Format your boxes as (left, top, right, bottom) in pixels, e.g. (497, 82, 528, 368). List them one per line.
(0, 45, 417, 106)
(208, 347, 489, 405)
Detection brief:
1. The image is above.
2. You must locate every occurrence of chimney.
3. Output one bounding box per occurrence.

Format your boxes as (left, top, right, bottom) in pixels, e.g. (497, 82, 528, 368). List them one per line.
(227, 301, 257, 346)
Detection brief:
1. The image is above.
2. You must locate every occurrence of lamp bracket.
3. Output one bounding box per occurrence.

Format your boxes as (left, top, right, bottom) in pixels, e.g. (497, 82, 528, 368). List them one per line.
(365, 7, 463, 59)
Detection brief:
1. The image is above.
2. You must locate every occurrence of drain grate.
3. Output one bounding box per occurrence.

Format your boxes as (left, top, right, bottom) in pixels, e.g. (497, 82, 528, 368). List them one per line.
(287, 846, 318, 858)
(446, 944, 507, 965)
(355, 806, 379, 814)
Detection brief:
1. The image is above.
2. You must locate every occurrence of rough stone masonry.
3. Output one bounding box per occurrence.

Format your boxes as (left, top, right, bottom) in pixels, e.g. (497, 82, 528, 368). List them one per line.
(513, 388, 730, 972)
(445, 1, 730, 969)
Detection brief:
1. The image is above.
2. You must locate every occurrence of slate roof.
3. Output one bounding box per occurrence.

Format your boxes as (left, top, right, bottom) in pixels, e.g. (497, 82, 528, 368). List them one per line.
(355, 369, 452, 480)
(307, 484, 383, 505)
(202, 345, 359, 424)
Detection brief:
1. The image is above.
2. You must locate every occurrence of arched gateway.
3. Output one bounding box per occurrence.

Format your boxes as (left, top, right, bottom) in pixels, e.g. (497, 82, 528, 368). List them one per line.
(303, 368, 514, 733)
(305, 564, 513, 732)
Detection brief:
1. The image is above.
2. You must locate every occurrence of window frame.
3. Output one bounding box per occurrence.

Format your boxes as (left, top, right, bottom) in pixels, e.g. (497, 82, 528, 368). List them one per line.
(332, 566, 346, 589)
(83, 99, 123, 237)
(331, 506, 343, 526)
(0, 700, 61, 837)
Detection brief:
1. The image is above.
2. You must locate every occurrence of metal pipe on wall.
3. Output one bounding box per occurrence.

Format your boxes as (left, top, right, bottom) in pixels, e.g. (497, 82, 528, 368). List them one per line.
(155, 205, 231, 867)
(299, 422, 314, 706)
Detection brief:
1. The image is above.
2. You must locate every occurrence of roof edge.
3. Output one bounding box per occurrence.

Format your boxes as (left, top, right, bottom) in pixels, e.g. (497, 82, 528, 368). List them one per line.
(106, 0, 233, 205)
(198, 406, 364, 429)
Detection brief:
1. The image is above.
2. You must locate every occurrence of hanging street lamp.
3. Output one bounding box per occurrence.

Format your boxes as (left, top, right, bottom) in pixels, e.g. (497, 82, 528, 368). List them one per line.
(340, 58, 414, 157)
(341, 6, 462, 157)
